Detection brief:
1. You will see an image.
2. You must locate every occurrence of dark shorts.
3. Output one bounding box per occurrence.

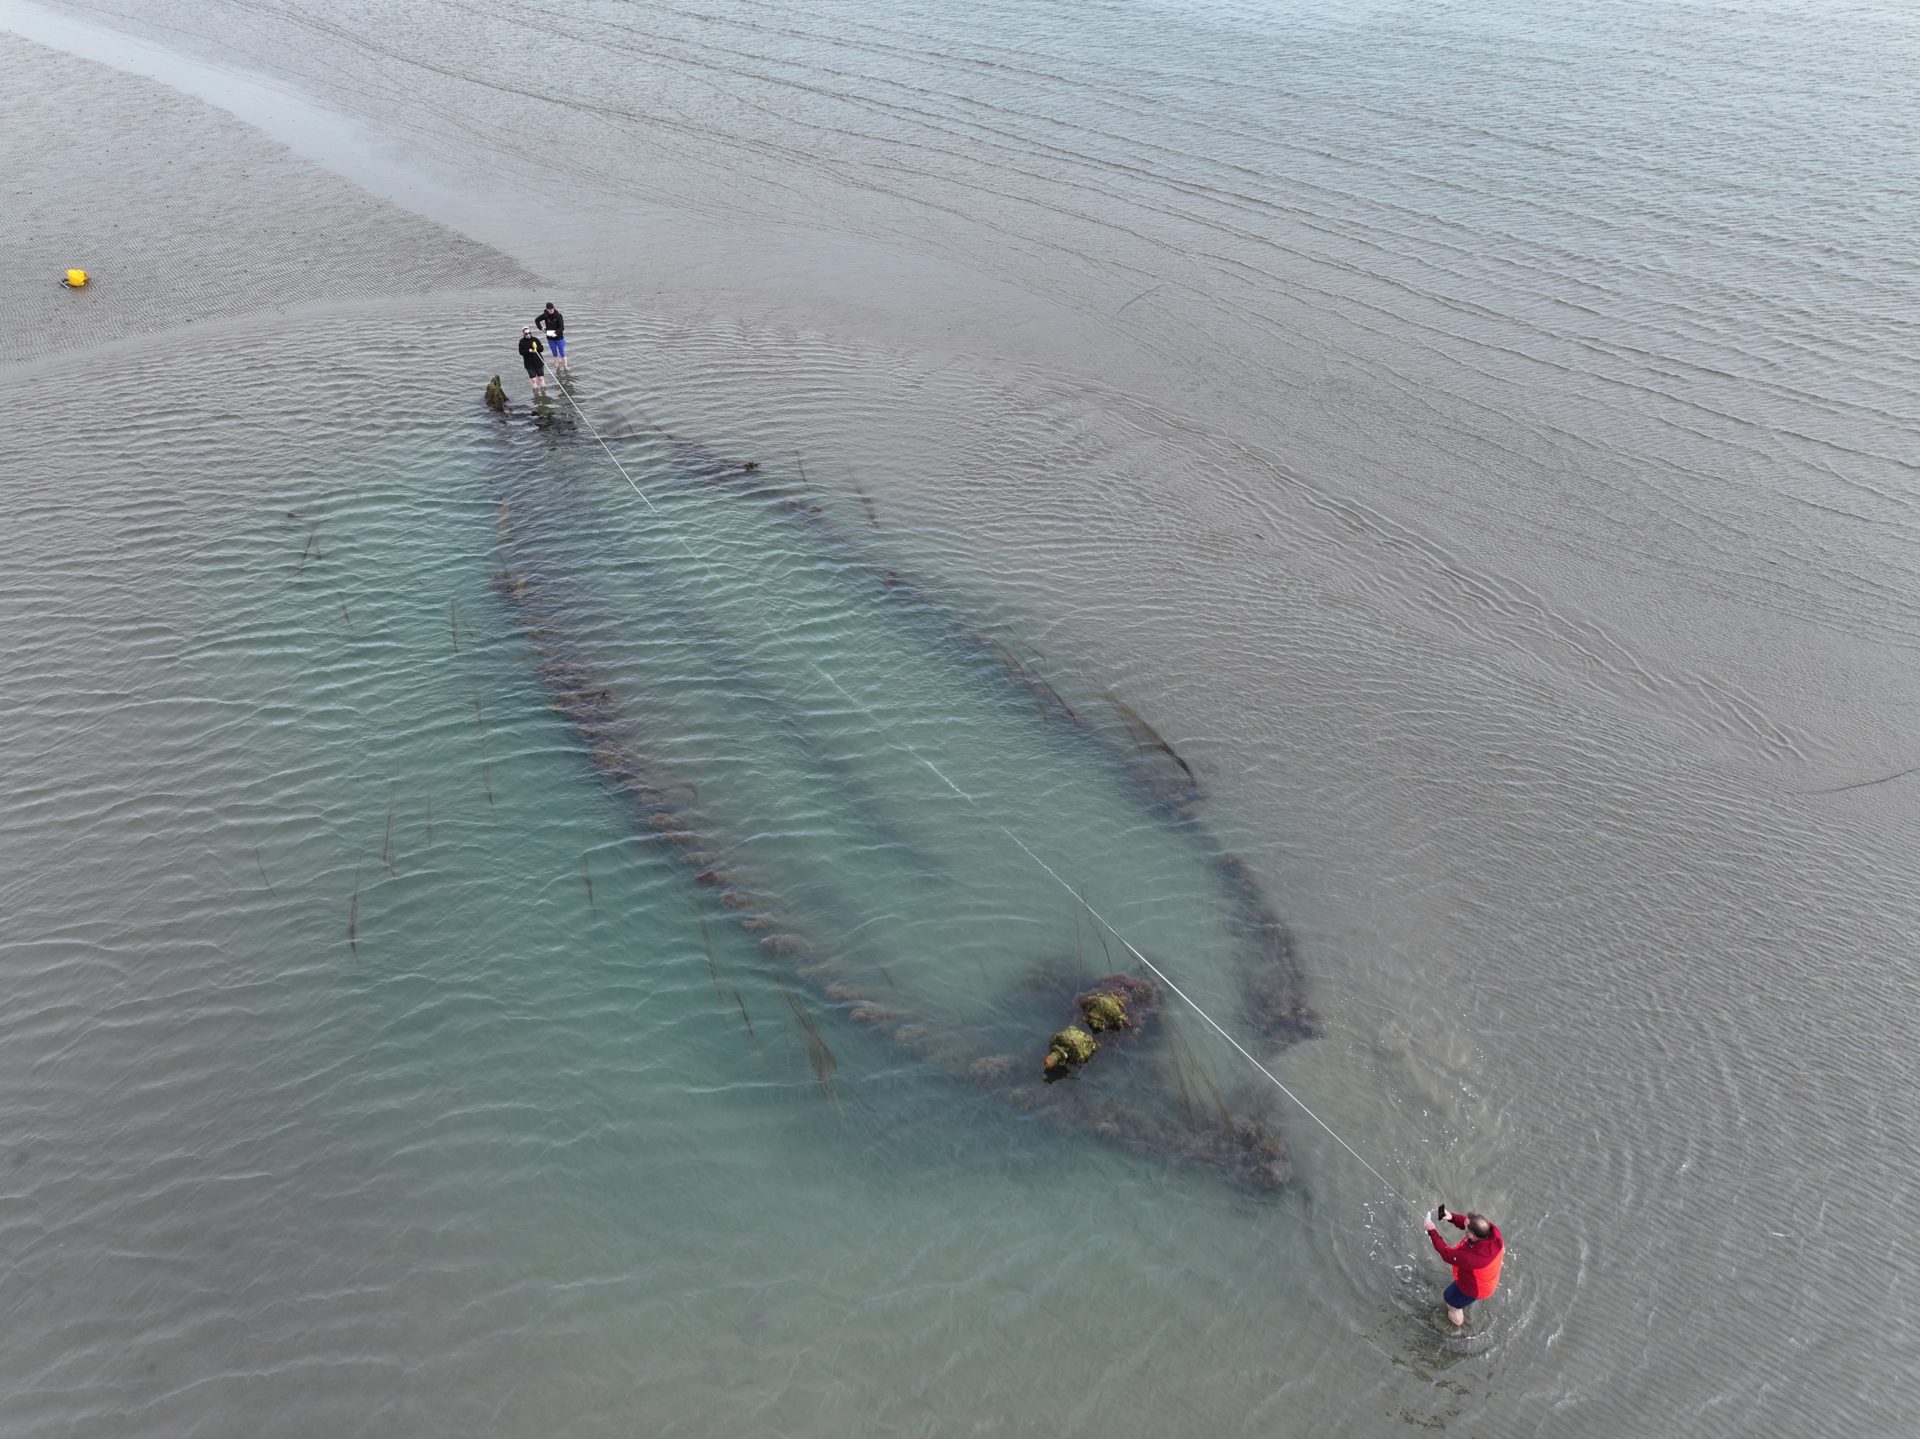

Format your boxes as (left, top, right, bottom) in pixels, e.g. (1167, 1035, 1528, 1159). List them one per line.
(1444, 1282, 1478, 1310)
(523, 355, 544, 377)
(547, 335, 566, 357)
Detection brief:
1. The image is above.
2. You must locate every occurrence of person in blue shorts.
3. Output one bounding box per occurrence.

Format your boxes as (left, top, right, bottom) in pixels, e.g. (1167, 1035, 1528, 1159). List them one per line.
(536, 303, 569, 373)
(1424, 1205, 1504, 1326)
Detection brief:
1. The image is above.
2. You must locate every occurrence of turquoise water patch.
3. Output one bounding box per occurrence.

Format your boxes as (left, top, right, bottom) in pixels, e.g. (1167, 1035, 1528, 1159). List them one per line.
(1, 309, 1342, 1436)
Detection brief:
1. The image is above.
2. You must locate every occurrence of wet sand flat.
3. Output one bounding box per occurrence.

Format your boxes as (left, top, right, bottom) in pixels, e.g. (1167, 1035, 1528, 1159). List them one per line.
(0, 29, 535, 363)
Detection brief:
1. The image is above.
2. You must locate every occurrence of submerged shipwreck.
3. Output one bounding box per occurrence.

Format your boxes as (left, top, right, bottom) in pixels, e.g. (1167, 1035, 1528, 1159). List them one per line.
(479, 394, 1317, 1192)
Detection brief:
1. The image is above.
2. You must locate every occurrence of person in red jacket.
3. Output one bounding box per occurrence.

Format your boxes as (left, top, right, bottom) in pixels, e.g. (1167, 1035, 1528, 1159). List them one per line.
(1423, 1205, 1504, 1326)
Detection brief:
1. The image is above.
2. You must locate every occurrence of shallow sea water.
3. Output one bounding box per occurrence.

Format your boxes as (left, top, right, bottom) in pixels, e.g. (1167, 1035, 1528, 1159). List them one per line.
(4, 1, 1919, 1435)
(0, 308, 1345, 1437)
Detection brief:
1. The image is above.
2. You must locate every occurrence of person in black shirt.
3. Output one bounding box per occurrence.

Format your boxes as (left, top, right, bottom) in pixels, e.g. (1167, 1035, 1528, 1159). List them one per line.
(517, 327, 546, 393)
(535, 303, 568, 372)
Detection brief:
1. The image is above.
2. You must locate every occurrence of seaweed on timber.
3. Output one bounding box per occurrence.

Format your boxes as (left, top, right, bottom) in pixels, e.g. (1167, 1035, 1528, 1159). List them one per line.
(787, 992, 839, 1100)
(700, 919, 723, 1001)
(1212, 852, 1321, 1045)
(848, 473, 881, 529)
(1102, 691, 1196, 784)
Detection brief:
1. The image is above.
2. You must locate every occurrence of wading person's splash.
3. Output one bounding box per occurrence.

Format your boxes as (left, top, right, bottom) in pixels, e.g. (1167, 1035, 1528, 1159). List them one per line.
(1423, 1204, 1504, 1327)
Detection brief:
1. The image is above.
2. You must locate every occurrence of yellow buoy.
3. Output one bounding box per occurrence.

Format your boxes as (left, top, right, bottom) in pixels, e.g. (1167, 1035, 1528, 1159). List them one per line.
(63, 269, 90, 288)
